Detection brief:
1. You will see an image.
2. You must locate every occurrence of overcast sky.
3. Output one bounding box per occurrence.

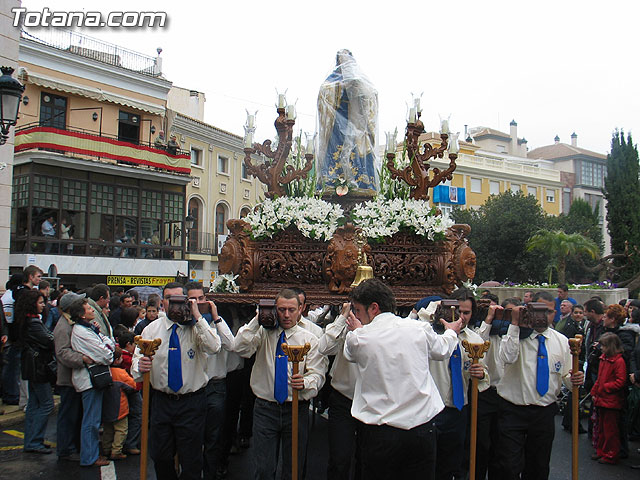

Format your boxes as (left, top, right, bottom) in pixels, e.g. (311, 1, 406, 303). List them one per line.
(18, 0, 640, 155)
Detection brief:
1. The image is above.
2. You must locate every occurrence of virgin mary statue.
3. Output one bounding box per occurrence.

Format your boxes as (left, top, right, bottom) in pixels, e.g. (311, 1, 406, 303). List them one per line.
(317, 50, 378, 196)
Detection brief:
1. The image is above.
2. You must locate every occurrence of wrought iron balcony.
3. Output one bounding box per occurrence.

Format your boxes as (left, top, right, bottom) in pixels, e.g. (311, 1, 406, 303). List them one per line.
(14, 123, 191, 174)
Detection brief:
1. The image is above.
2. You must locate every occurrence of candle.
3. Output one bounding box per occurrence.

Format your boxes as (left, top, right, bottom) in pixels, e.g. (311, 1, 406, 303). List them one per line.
(448, 132, 460, 154)
(247, 114, 255, 129)
(414, 97, 421, 113)
(244, 131, 253, 149)
(278, 94, 286, 109)
(440, 118, 450, 135)
(409, 107, 417, 124)
(305, 134, 315, 155)
(286, 104, 296, 120)
(385, 129, 397, 154)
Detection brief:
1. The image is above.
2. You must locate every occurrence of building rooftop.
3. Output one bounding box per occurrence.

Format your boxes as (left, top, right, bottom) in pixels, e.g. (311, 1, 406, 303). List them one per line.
(528, 143, 606, 161)
(21, 28, 161, 77)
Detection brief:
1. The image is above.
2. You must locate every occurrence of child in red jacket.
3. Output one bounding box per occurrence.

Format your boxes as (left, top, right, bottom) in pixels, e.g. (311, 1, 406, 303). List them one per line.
(590, 332, 627, 464)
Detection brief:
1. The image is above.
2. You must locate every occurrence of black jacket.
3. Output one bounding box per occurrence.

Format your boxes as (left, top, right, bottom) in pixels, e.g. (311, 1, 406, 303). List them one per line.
(20, 315, 55, 383)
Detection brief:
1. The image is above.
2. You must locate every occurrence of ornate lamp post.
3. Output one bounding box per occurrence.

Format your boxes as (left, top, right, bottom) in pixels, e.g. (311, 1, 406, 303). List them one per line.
(242, 101, 314, 199)
(0, 66, 26, 146)
(385, 109, 460, 201)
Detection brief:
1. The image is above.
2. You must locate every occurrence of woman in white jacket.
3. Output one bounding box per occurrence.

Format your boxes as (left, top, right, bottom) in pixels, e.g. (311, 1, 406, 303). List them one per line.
(69, 297, 114, 467)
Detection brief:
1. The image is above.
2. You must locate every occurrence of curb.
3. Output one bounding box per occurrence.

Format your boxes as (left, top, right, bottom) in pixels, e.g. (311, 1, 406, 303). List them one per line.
(0, 396, 61, 429)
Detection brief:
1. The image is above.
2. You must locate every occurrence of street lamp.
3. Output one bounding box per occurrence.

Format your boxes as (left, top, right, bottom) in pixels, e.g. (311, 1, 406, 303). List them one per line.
(0, 66, 25, 146)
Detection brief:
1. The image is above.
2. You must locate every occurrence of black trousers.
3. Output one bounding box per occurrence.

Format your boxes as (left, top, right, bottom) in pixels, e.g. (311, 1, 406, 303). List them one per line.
(327, 388, 361, 480)
(360, 419, 437, 480)
(150, 388, 207, 480)
(476, 387, 500, 480)
(496, 397, 557, 480)
(433, 406, 468, 480)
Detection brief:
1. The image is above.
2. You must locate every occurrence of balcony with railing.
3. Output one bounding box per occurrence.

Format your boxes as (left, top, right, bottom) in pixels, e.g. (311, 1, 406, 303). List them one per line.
(186, 231, 217, 256)
(14, 122, 191, 174)
(22, 29, 161, 77)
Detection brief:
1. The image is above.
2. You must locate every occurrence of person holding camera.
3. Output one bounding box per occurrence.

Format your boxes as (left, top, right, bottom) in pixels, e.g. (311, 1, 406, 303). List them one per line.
(234, 288, 327, 480)
(185, 281, 235, 480)
(132, 282, 222, 480)
(429, 288, 489, 480)
(495, 290, 584, 480)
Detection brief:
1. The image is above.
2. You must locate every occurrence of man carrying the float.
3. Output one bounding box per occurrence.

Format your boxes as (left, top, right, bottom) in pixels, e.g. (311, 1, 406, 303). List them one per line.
(344, 278, 462, 480)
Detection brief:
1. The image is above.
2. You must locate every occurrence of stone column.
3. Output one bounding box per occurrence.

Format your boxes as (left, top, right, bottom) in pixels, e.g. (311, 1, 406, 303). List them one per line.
(0, 1, 21, 287)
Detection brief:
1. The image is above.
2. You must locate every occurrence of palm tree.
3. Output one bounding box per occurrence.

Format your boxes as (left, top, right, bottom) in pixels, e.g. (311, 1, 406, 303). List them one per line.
(526, 230, 599, 284)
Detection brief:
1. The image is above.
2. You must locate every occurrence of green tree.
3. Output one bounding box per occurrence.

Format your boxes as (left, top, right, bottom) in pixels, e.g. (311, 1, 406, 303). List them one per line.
(452, 191, 548, 283)
(526, 230, 599, 284)
(604, 131, 640, 259)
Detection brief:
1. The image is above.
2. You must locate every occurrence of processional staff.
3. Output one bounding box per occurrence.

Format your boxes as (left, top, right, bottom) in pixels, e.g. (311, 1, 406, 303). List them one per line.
(462, 339, 491, 480)
(569, 334, 583, 480)
(281, 342, 311, 480)
(134, 336, 162, 480)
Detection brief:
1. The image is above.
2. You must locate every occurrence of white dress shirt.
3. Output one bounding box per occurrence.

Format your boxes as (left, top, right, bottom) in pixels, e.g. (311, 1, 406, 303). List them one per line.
(132, 315, 221, 394)
(476, 322, 504, 387)
(298, 316, 323, 338)
(497, 324, 573, 406)
(234, 315, 327, 402)
(318, 314, 359, 400)
(429, 327, 490, 408)
(205, 317, 235, 380)
(344, 311, 458, 430)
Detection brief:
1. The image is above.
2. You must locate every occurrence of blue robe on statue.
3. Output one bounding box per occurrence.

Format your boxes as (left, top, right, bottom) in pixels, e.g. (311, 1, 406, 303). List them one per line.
(317, 50, 378, 195)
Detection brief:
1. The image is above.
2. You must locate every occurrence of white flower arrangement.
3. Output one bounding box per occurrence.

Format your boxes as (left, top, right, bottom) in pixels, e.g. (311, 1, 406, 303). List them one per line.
(351, 197, 454, 242)
(244, 197, 345, 241)
(210, 273, 240, 293)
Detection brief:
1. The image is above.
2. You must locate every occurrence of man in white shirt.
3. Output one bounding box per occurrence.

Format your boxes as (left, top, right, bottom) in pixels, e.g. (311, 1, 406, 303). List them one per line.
(290, 287, 323, 338)
(132, 282, 222, 480)
(429, 289, 489, 480)
(495, 290, 584, 480)
(344, 278, 462, 480)
(234, 288, 326, 480)
(185, 281, 235, 480)
(318, 302, 361, 479)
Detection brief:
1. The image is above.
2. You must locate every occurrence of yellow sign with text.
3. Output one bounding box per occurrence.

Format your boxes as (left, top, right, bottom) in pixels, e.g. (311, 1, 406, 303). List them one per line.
(106, 276, 175, 286)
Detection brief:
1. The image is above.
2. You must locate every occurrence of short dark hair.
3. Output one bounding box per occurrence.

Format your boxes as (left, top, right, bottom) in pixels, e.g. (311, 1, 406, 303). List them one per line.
(119, 293, 133, 304)
(117, 331, 135, 348)
(68, 298, 89, 322)
(350, 278, 396, 313)
(630, 299, 640, 309)
(185, 281, 204, 293)
(533, 291, 554, 303)
(557, 284, 569, 292)
(38, 280, 50, 290)
(584, 299, 604, 315)
(590, 295, 603, 302)
(120, 307, 139, 329)
(147, 294, 161, 308)
(163, 282, 186, 297)
(89, 284, 110, 302)
(619, 299, 628, 307)
(5, 273, 25, 290)
(289, 287, 306, 303)
(23, 265, 43, 279)
(572, 304, 584, 312)
(450, 287, 478, 313)
(275, 288, 301, 306)
(128, 290, 139, 301)
(502, 297, 522, 308)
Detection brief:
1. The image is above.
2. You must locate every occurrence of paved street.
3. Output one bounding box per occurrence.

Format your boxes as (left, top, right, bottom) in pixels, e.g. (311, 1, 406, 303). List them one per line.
(0, 410, 638, 479)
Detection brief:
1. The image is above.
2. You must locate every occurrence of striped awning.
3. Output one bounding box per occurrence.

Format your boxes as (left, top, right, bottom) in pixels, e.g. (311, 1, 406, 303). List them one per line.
(15, 126, 190, 174)
(18, 68, 165, 116)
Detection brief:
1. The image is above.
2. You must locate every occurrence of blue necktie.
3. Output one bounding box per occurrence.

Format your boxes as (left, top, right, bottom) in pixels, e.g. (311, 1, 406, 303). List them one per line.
(274, 331, 288, 404)
(449, 344, 464, 411)
(168, 324, 183, 392)
(536, 335, 549, 396)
